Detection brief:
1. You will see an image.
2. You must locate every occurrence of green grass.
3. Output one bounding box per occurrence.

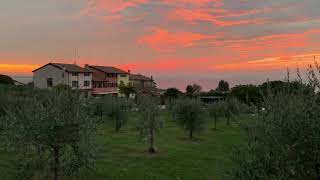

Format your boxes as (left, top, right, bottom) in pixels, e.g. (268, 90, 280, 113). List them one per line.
(76, 112, 249, 180)
(1, 112, 251, 180)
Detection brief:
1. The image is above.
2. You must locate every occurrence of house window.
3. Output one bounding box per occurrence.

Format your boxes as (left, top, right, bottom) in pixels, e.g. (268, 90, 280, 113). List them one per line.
(84, 73, 90, 76)
(72, 72, 78, 76)
(120, 74, 126, 77)
(72, 81, 79, 88)
(84, 81, 90, 87)
(47, 78, 53, 88)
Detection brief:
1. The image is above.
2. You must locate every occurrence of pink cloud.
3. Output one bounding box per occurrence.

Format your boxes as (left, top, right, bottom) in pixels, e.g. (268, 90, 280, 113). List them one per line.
(213, 28, 320, 55)
(167, 7, 268, 27)
(86, 0, 148, 14)
(161, 0, 223, 7)
(138, 27, 215, 51)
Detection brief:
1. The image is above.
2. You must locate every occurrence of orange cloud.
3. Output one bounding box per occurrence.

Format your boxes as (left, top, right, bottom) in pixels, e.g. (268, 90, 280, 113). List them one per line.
(214, 53, 320, 72)
(138, 27, 215, 51)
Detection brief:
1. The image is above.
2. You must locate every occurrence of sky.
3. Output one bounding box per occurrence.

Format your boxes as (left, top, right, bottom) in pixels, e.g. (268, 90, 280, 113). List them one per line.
(0, 0, 320, 90)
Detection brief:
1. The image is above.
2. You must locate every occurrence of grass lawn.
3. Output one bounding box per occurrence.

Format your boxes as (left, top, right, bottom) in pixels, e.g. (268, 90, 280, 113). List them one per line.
(76, 112, 250, 180)
(1, 112, 252, 180)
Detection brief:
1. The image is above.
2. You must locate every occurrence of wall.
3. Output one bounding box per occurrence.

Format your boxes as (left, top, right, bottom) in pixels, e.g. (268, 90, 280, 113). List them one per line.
(118, 74, 129, 85)
(33, 65, 64, 89)
(67, 73, 92, 90)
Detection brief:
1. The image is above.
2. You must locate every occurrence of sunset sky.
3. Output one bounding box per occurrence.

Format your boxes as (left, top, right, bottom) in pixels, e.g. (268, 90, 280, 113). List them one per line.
(1, 0, 320, 90)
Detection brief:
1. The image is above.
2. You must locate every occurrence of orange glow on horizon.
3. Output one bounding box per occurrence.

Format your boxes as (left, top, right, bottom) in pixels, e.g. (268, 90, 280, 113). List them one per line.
(0, 64, 40, 75)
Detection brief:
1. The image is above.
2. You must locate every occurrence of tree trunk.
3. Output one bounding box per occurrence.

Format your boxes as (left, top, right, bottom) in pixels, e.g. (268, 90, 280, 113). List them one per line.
(227, 116, 230, 125)
(53, 146, 60, 180)
(148, 128, 155, 153)
(214, 116, 217, 130)
(115, 118, 121, 132)
(189, 129, 193, 139)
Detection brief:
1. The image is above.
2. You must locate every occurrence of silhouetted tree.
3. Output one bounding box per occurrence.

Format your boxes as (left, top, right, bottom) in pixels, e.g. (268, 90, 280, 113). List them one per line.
(216, 80, 230, 92)
(186, 84, 202, 98)
(164, 88, 182, 102)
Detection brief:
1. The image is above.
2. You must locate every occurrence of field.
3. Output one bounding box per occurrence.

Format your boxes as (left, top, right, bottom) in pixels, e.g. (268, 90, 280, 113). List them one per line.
(1, 112, 251, 180)
(78, 112, 248, 180)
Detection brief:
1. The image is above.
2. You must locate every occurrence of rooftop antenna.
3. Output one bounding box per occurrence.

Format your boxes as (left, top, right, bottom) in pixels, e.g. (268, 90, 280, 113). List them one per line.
(74, 48, 79, 64)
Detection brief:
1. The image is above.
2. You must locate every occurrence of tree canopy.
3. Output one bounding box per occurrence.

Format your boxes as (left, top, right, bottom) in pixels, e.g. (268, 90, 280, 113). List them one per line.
(216, 80, 230, 92)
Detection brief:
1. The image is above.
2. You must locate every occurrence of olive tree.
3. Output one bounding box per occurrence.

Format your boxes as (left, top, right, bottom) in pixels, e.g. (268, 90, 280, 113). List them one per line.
(171, 98, 206, 139)
(228, 66, 320, 179)
(104, 97, 132, 132)
(207, 102, 225, 130)
(137, 96, 163, 153)
(223, 97, 241, 125)
(1, 89, 96, 180)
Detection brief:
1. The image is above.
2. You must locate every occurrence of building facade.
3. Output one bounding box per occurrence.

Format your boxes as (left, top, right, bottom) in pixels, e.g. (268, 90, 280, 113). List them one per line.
(86, 65, 129, 96)
(32, 63, 93, 90)
(32, 63, 158, 97)
(129, 74, 157, 96)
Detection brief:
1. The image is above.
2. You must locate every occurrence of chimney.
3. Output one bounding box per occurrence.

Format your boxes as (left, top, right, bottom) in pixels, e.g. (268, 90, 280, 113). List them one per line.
(151, 76, 153, 80)
(84, 64, 89, 68)
(128, 70, 131, 73)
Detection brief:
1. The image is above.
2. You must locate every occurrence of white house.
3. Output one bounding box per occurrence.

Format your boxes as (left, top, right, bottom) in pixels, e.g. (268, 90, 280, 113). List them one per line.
(32, 63, 93, 90)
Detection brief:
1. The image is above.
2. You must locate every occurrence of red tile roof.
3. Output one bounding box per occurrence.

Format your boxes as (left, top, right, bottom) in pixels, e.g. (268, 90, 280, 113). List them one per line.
(89, 65, 129, 74)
